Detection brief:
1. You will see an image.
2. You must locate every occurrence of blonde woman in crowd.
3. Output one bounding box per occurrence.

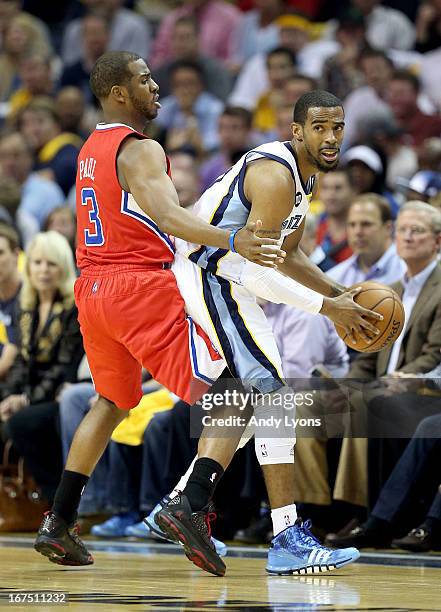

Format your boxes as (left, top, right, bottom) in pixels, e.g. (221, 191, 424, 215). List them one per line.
(0, 231, 83, 503)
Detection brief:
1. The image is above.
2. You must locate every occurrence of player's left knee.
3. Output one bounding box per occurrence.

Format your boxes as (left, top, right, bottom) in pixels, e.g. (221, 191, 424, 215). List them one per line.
(253, 385, 296, 465)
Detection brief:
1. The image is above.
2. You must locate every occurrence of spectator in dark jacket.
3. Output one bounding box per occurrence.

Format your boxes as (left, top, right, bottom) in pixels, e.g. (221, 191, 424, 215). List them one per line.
(1, 231, 83, 502)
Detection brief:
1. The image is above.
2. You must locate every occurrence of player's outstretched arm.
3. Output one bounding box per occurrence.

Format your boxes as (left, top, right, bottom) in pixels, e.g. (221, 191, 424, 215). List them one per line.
(117, 138, 284, 267)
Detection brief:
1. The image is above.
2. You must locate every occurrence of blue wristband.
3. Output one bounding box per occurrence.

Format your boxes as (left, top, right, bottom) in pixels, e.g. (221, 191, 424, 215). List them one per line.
(229, 228, 239, 253)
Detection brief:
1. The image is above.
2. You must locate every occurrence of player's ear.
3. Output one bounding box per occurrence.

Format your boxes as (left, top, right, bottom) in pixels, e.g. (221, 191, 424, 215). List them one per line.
(110, 84, 127, 104)
(292, 122, 303, 143)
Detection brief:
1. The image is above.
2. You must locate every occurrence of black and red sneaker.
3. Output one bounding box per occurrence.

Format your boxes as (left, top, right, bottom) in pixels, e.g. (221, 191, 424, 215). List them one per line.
(34, 511, 94, 566)
(155, 494, 225, 577)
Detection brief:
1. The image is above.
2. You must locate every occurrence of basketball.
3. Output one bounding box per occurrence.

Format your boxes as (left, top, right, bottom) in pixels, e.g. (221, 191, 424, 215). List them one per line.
(334, 281, 405, 353)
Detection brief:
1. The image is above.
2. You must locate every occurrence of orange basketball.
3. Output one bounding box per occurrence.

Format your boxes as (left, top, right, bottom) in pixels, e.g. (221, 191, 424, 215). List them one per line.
(334, 281, 405, 353)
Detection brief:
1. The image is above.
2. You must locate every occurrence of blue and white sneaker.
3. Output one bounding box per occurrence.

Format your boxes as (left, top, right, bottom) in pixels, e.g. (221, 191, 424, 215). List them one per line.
(144, 497, 228, 557)
(124, 520, 152, 538)
(266, 519, 360, 575)
(90, 512, 139, 537)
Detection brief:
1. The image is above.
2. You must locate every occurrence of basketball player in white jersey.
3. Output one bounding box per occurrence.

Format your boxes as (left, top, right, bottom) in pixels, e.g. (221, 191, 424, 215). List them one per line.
(155, 90, 382, 577)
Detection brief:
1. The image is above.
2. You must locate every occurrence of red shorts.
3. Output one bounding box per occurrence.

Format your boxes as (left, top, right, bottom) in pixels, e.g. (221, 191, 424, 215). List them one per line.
(75, 265, 224, 409)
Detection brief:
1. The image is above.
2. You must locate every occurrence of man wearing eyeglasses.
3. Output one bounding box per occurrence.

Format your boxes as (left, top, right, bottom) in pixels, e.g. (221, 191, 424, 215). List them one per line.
(323, 200, 441, 545)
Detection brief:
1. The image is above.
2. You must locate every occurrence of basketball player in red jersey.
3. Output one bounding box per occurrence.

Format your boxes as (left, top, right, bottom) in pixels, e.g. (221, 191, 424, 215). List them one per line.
(34, 51, 284, 566)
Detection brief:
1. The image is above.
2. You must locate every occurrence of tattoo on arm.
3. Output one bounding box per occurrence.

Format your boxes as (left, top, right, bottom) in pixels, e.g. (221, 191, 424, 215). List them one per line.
(256, 229, 281, 239)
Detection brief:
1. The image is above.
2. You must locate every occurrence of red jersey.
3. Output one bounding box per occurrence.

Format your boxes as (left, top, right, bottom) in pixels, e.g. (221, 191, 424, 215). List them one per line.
(76, 122, 174, 270)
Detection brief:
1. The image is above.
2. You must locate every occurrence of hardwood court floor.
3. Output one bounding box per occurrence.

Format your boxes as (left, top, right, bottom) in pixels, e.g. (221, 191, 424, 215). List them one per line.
(0, 537, 440, 611)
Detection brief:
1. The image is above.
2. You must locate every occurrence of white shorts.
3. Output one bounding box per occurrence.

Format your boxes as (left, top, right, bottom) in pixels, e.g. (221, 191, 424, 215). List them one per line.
(172, 253, 285, 393)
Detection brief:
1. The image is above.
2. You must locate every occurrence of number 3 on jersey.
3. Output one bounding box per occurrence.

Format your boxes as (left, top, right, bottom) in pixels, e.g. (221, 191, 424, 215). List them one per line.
(81, 187, 104, 246)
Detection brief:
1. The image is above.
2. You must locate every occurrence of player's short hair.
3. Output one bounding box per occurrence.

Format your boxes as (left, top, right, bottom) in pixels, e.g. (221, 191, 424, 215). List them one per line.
(221, 106, 253, 129)
(350, 193, 393, 224)
(293, 90, 343, 124)
(0, 222, 20, 251)
(90, 50, 142, 100)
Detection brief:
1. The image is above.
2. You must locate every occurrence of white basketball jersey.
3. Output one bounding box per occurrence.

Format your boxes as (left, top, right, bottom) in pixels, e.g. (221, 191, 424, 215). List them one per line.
(175, 141, 316, 284)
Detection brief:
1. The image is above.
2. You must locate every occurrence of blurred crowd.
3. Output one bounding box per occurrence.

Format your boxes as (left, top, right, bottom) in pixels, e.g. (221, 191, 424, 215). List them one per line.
(0, 0, 440, 555)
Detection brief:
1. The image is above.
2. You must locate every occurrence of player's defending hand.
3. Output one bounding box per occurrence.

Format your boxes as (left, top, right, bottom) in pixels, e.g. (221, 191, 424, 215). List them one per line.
(321, 287, 383, 345)
(234, 220, 286, 268)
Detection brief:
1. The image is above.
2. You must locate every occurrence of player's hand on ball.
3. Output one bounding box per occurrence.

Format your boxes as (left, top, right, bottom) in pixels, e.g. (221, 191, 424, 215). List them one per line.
(234, 219, 286, 268)
(322, 286, 383, 345)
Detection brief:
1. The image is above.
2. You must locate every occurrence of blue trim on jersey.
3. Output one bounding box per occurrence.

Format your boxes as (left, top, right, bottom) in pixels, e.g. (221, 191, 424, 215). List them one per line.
(211, 174, 240, 227)
(201, 271, 238, 379)
(217, 276, 284, 387)
(237, 157, 252, 211)
(187, 316, 216, 385)
(284, 142, 315, 195)
(121, 191, 175, 253)
(189, 246, 206, 266)
(189, 173, 239, 269)
(206, 248, 228, 274)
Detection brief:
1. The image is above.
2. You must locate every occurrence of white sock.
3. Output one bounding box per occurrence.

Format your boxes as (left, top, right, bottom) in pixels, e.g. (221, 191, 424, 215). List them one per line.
(169, 455, 198, 499)
(271, 504, 297, 536)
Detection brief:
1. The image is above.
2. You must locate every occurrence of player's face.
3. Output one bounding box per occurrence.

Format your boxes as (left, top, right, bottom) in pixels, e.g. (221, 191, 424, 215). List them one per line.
(126, 59, 160, 121)
(296, 107, 345, 172)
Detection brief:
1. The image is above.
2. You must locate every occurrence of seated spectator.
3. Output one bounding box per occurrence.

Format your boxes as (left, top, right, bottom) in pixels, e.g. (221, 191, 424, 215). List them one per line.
(54, 87, 96, 140)
(288, 202, 441, 537)
(360, 116, 418, 193)
(17, 97, 83, 195)
(229, 14, 337, 110)
(8, 54, 55, 118)
(61, 0, 151, 68)
(351, 0, 415, 50)
(386, 70, 441, 148)
(253, 46, 296, 136)
(153, 16, 233, 102)
(273, 102, 296, 142)
(59, 13, 109, 105)
(414, 0, 441, 54)
(396, 170, 441, 209)
(199, 107, 253, 191)
(0, 13, 51, 104)
(43, 206, 77, 255)
(326, 201, 441, 532)
(230, 0, 284, 67)
(0, 0, 51, 52)
(1, 231, 83, 502)
(327, 194, 406, 287)
(283, 74, 316, 107)
(154, 60, 224, 156)
(150, 0, 242, 70)
(311, 169, 354, 271)
(0, 177, 32, 243)
(321, 8, 366, 101)
(173, 168, 201, 210)
(0, 224, 21, 381)
(0, 132, 64, 235)
(342, 48, 395, 149)
(328, 395, 441, 552)
(341, 145, 400, 217)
